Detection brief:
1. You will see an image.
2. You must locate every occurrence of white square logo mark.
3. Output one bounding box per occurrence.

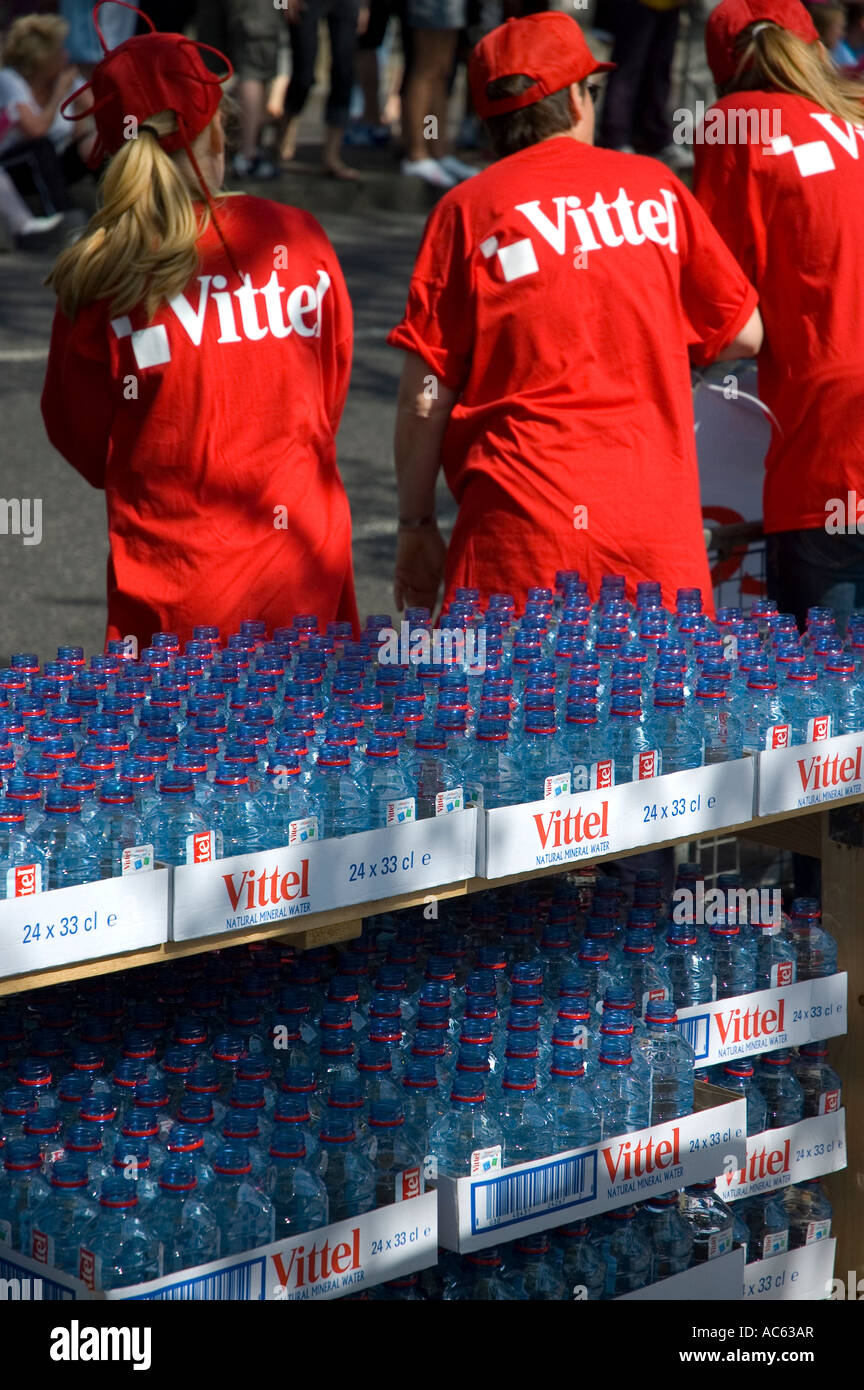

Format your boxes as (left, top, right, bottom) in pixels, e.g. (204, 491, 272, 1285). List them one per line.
(111, 316, 172, 369)
(496, 238, 540, 282)
(792, 140, 835, 177)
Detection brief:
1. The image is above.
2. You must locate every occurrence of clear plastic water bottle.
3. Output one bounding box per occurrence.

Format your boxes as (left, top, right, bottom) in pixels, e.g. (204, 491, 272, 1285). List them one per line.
(308, 743, 371, 839)
(554, 1221, 607, 1300)
(22, 1107, 64, 1164)
(664, 922, 715, 1007)
(504, 1234, 568, 1300)
(149, 1158, 220, 1272)
(784, 664, 836, 746)
(678, 1182, 735, 1262)
(497, 1059, 555, 1164)
(633, 1001, 695, 1124)
(209, 764, 268, 856)
(647, 683, 705, 775)
(463, 718, 522, 809)
(0, 799, 47, 899)
(781, 1179, 833, 1248)
(208, 1142, 275, 1254)
(263, 1135, 328, 1239)
(751, 907, 797, 990)
(517, 709, 572, 802)
(143, 770, 222, 867)
(613, 931, 672, 1018)
(79, 1177, 163, 1289)
(709, 919, 756, 999)
(313, 1112, 376, 1221)
(756, 1050, 805, 1128)
(592, 1207, 651, 1297)
(786, 899, 838, 980)
(547, 1049, 602, 1150)
(447, 1248, 521, 1301)
(89, 780, 149, 879)
(637, 1191, 694, 1281)
(365, 1098, 425, 1206)
(592, 1035, 650, 1139)
(428, 1073, 505, 1179)
(259, 760, 319, 849)
(711, 1061, 768, 1136)
(364, 734, 416, 828)
(408, 726, 463, 820)
(693, 678, 744, 764)
(0, 1138, 50, 1249)
(793, 1043, 842, 1118)
(31, 789, 99, 890)
(824, 654, 864, 734)
(25, 1157, 99, 1274)
(603, 693, 660, 785)
(736, 1192, 790, 1259)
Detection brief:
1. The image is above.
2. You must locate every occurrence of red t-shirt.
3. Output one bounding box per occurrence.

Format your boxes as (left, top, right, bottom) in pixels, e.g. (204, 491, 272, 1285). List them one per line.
(694, 91, 864, 534)
(388, 135, 757, 613)
(42, 194, 358, 648)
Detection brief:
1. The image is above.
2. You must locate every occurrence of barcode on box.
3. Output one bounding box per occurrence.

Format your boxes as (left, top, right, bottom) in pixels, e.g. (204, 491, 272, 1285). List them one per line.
(139, 1260, 264, 1300)
(676, 1013, 710, 1061)
(470, 1151, 597, 1234)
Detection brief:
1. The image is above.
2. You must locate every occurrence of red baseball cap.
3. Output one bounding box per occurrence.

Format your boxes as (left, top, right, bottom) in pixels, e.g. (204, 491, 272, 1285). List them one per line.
(706, 0, 819, 87)
(61, 1, 232, 169)
(469, 13, 613, 121)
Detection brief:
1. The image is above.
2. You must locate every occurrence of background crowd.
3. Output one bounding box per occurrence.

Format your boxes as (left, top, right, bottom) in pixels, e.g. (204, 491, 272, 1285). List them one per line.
(1, 0, 860, 251)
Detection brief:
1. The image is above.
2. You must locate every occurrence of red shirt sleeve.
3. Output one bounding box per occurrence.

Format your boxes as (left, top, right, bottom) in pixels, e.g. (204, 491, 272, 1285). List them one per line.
(41, 301, 114, 490)
(387, 199, 474, 393)
(672, 174, 759, 367)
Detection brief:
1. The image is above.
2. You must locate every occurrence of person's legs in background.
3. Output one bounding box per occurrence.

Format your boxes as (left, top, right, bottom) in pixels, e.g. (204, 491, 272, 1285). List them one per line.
(282, 0, 322, 163)
(227, 0, 281, 177)
(400, 3, 464, 187)
(597, 0, 658, 150)
(633, 2, 681, 153)
(323, 0, 363, 176)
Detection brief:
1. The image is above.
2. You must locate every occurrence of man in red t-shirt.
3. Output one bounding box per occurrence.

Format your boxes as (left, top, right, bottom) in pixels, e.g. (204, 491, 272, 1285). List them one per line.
(388, 11, 763, 616)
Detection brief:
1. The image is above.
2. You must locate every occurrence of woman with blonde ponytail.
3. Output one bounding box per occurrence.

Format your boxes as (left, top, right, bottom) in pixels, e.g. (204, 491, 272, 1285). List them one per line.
(42, 2, 359, 650)
(695, 0, 864, 631)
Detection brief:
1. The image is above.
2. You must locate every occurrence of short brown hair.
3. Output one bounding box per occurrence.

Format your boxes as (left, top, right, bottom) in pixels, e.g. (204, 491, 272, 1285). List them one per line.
(482, 72, 580, 159)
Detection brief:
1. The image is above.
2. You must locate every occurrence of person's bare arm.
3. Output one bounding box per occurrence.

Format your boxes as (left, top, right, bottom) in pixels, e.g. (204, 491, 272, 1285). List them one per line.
(13, 68, 77, 141)
(712, 305, 764, 362)
(393, 351, 457, 613)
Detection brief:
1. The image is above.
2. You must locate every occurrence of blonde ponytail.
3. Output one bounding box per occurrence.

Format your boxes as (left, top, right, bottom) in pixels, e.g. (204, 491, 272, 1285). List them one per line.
(721, 23, 864, 125)
(47, 109, 211, 322)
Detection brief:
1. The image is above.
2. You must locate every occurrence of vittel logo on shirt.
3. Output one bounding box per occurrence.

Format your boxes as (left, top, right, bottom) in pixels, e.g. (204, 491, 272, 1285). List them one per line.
(480, 187, 679, 283)
(767, 112, 864, 178)
(111, 268, 332, 370)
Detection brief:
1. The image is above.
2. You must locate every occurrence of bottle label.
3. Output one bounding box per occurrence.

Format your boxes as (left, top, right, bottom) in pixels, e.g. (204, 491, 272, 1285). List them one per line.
(593, 759, 614, 789)
(761, 1230, 789, 1258)
(818, 1089, 841, 1115)
(0, 1218, 11, 1244)
(78, 1245, 100, 1290)
(769, 961, 795, 987)
(806, 715, 832, 743)
(642, 985, 669, 1015)
(435, 787, 463, 816)
(765, 724, 791, 750)
(464, 785, 483, 811)
(634, 750, 661, 780)
(805, 1219, 831, 1245)
(707, 1230, 732, 1260)
(299, 1023, 317, 1044)
(544, 773, 571, 800)
(397, 1166, 423, 1201)
(186, 830, 217, 865)
(7, 863, 41, 897)
(470, 1144, 502, 1176)
(386, 797, 416, 826)
(31, 1228, 54, 1265)
(45, 1146, 64, 1166)
(288, 816, 318, 844)
(121, 844, 154, 875)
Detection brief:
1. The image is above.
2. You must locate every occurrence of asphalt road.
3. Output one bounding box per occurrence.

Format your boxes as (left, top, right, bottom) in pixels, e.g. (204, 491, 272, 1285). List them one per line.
(0, 183, 457, 666)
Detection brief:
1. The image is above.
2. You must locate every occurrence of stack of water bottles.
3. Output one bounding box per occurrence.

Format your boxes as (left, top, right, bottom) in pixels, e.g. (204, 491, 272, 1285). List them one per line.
(366, 1177, 833, 1299)
(0, 864, 841, 1294)
(2, 574, 863, 895)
